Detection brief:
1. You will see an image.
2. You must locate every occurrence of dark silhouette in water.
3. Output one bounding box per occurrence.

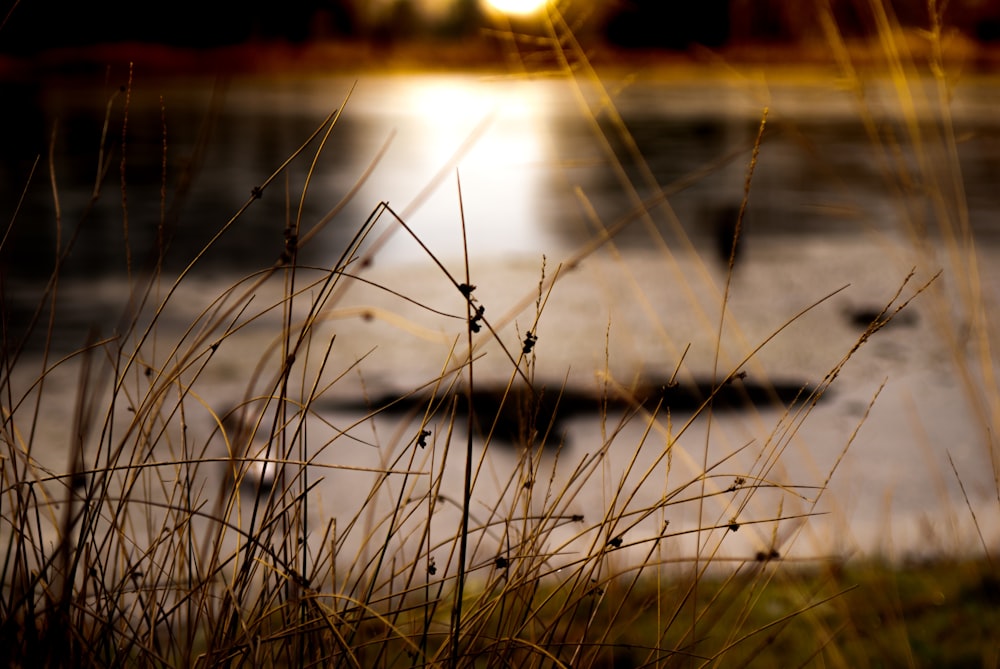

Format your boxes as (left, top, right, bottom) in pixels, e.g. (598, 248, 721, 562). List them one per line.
(712, 204, 744, 269)
(845, 305, 919, 330)
(326, 374, 820, 448)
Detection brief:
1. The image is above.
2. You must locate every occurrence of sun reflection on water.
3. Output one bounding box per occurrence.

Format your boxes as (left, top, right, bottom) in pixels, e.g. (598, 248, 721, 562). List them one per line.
(369, 76, 561, 263)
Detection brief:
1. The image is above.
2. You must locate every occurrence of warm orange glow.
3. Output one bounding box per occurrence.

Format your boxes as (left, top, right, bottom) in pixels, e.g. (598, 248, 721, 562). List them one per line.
(484, 0, 549, 16)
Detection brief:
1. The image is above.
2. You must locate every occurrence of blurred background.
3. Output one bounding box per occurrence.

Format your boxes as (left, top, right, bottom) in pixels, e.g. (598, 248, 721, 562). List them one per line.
(1, 0, 999, 61)
(1, 0, 999, 561)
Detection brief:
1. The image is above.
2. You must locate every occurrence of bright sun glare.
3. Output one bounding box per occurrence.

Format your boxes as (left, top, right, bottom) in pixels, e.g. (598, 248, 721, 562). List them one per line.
(484, 0, 549, 16)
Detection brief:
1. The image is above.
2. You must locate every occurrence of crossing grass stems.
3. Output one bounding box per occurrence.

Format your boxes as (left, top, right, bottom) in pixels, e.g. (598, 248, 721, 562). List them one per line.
(1, 2, 997, 666)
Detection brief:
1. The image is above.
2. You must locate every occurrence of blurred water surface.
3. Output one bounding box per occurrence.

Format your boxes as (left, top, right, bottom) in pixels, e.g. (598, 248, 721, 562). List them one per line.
(3, 72, 999, 560)
(5, 73, 999, 280)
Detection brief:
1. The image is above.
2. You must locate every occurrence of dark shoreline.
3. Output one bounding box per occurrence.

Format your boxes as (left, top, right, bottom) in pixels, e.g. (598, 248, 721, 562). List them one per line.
(4, 34, 1000, 82)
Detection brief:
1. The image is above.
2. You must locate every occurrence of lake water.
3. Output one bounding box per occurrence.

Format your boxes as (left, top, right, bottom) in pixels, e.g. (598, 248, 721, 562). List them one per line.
(2, 72, 998, 572)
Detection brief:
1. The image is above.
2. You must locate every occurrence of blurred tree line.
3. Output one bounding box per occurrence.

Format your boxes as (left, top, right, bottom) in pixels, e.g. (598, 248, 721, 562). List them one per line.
(604, 0, 1000, 48)
(1, 0, 998, 54)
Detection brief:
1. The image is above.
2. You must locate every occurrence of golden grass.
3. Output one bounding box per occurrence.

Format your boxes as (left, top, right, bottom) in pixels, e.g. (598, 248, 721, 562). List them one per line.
(1, 1, 997, 666)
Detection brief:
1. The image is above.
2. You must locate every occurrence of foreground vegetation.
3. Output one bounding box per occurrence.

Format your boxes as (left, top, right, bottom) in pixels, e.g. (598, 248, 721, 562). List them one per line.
(479, 556, 999, 668)
(2, 1, 997, 666)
